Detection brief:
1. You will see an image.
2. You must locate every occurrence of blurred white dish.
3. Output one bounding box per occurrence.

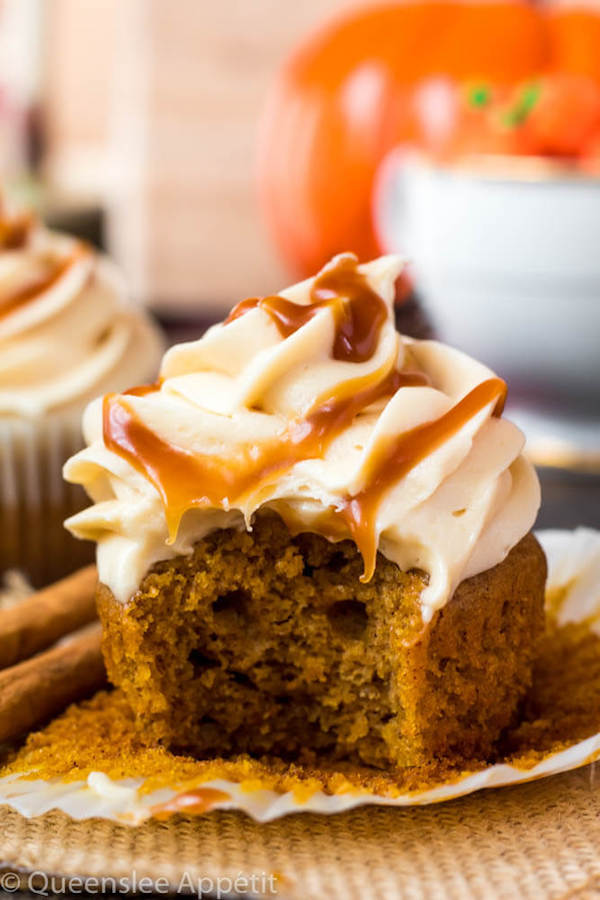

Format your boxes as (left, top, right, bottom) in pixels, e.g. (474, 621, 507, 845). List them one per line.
(375, 152, 600, 399)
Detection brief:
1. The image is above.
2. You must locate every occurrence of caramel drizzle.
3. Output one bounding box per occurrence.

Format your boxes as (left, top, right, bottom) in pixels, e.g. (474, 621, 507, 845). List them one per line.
(103, 373, 506, 581)
(0, 244, 87, 322)
(151, 787, 230, 820)
(103, 368, 429, 541)
(0, 212, 34, 250)
(340, 377, 506, 581)
(124, 382, 161, 397)
(225, 255, 388, 363)
(102, 254, 507, 580)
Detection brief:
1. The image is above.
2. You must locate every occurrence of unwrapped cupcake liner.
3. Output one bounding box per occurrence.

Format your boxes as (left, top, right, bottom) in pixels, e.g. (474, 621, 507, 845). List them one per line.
(0, 527, 599, 824)
(0, 412, 92, 587)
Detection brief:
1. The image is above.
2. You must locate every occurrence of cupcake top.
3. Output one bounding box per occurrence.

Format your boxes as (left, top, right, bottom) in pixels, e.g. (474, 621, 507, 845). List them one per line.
(65, 253, 540, 619)
(0, 209, 163, 418)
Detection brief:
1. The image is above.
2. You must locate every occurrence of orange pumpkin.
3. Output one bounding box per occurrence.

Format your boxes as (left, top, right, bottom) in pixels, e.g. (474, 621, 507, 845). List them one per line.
(415, 80, 541, 161)
(257, 2, 547, 275)
(523, 74, 600, 157)
(580, 128, 600, 176)
(547, 8, 600, 84)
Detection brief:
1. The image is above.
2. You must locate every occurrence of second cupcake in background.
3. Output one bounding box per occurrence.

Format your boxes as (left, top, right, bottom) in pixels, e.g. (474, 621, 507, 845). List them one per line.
(0, 203, 164, 586)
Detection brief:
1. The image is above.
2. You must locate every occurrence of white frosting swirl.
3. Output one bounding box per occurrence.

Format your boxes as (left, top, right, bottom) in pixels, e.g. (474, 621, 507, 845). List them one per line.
(0, 222, 164, 417)
(64, 254, 540, 619)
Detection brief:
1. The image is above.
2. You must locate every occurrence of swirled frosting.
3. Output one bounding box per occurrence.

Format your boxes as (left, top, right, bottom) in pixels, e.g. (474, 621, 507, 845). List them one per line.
(0, 214, 164, 417)
(64, 254, 540, 619)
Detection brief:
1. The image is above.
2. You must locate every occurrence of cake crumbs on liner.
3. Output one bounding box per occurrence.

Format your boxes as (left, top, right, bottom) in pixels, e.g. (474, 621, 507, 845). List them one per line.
(2, 614, 600, 799)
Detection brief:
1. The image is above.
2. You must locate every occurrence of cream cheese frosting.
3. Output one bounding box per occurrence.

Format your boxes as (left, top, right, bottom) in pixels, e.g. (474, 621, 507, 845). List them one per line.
(0, 216, 164, 418)
(64, 253, 540, 620)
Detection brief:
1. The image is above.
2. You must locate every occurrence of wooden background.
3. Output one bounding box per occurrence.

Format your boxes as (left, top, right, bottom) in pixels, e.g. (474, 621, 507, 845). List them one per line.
(43, 0, 359, 314)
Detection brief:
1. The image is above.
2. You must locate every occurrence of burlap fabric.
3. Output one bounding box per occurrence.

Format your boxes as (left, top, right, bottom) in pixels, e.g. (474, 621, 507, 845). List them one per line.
(1, 765, 600, 899)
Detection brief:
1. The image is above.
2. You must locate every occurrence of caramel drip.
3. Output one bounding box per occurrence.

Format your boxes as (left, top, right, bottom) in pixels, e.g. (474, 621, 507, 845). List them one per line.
(0, 245, 87, 322)
(340, 377, 507, 581)
(225, 255, 388, 363)
(151, 787, 230, 820)
(103, 368, 429, 541)
(124, 382, 162, 397)
(0, 213, 33, 250)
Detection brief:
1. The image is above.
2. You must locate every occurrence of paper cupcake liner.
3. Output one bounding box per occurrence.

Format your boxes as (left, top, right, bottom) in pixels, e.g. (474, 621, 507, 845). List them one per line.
(1, 527, 599, 824)
(0, 412, 92, 587)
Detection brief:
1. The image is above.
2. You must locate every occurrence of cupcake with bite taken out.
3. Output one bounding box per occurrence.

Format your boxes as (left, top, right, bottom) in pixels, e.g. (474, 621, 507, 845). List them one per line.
(65, 253, 545, 770)
(0, 202, 164, 586)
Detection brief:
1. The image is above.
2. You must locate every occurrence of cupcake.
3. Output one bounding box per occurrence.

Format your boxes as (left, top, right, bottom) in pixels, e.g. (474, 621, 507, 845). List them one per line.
(0, 206, 164, 586)
(65, 253, 545, 769)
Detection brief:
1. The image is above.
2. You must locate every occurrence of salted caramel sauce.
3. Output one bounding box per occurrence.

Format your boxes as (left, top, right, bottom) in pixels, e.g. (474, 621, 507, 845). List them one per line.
(150, 787, 230, 819)
(225, 255, 388, 363)
(0, 243, 88, 322)
(103, 366, 430, 543)
(341, 377, 507, 581)
(103, 249, 507, 581)
(124, 382, 162, 397)
(0, 212, 33, 250)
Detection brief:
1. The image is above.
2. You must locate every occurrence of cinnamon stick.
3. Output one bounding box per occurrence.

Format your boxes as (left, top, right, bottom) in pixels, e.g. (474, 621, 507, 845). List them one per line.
(0, 565, 98, 669)
(0, 624, 106, 743)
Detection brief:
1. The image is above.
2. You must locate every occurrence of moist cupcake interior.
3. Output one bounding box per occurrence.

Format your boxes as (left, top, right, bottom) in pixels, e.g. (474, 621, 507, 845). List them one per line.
(98, 514, 545, 769)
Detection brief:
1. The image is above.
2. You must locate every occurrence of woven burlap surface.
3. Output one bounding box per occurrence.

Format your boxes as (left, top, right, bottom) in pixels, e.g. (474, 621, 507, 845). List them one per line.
(1, 766, 600, 900)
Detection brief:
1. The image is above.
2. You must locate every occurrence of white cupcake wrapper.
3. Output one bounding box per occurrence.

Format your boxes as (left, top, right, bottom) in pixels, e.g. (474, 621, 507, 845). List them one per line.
(1, 527, 599, 824)
(0, 412, 92, 585)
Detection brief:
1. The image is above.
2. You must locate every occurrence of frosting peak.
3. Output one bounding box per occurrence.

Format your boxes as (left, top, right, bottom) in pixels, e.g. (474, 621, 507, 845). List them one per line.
(65, 254, 540, 619)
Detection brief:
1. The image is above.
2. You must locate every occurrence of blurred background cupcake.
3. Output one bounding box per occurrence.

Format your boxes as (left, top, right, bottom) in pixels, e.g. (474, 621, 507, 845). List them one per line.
(0, 202, 164, 585)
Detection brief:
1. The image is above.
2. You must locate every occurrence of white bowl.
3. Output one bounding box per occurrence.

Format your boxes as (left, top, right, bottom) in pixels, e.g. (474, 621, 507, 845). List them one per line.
(375, 153, 600, 400)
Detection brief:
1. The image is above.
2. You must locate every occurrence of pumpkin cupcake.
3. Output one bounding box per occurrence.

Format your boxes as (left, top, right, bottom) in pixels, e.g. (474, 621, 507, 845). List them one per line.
(66, 253, 545, 769)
